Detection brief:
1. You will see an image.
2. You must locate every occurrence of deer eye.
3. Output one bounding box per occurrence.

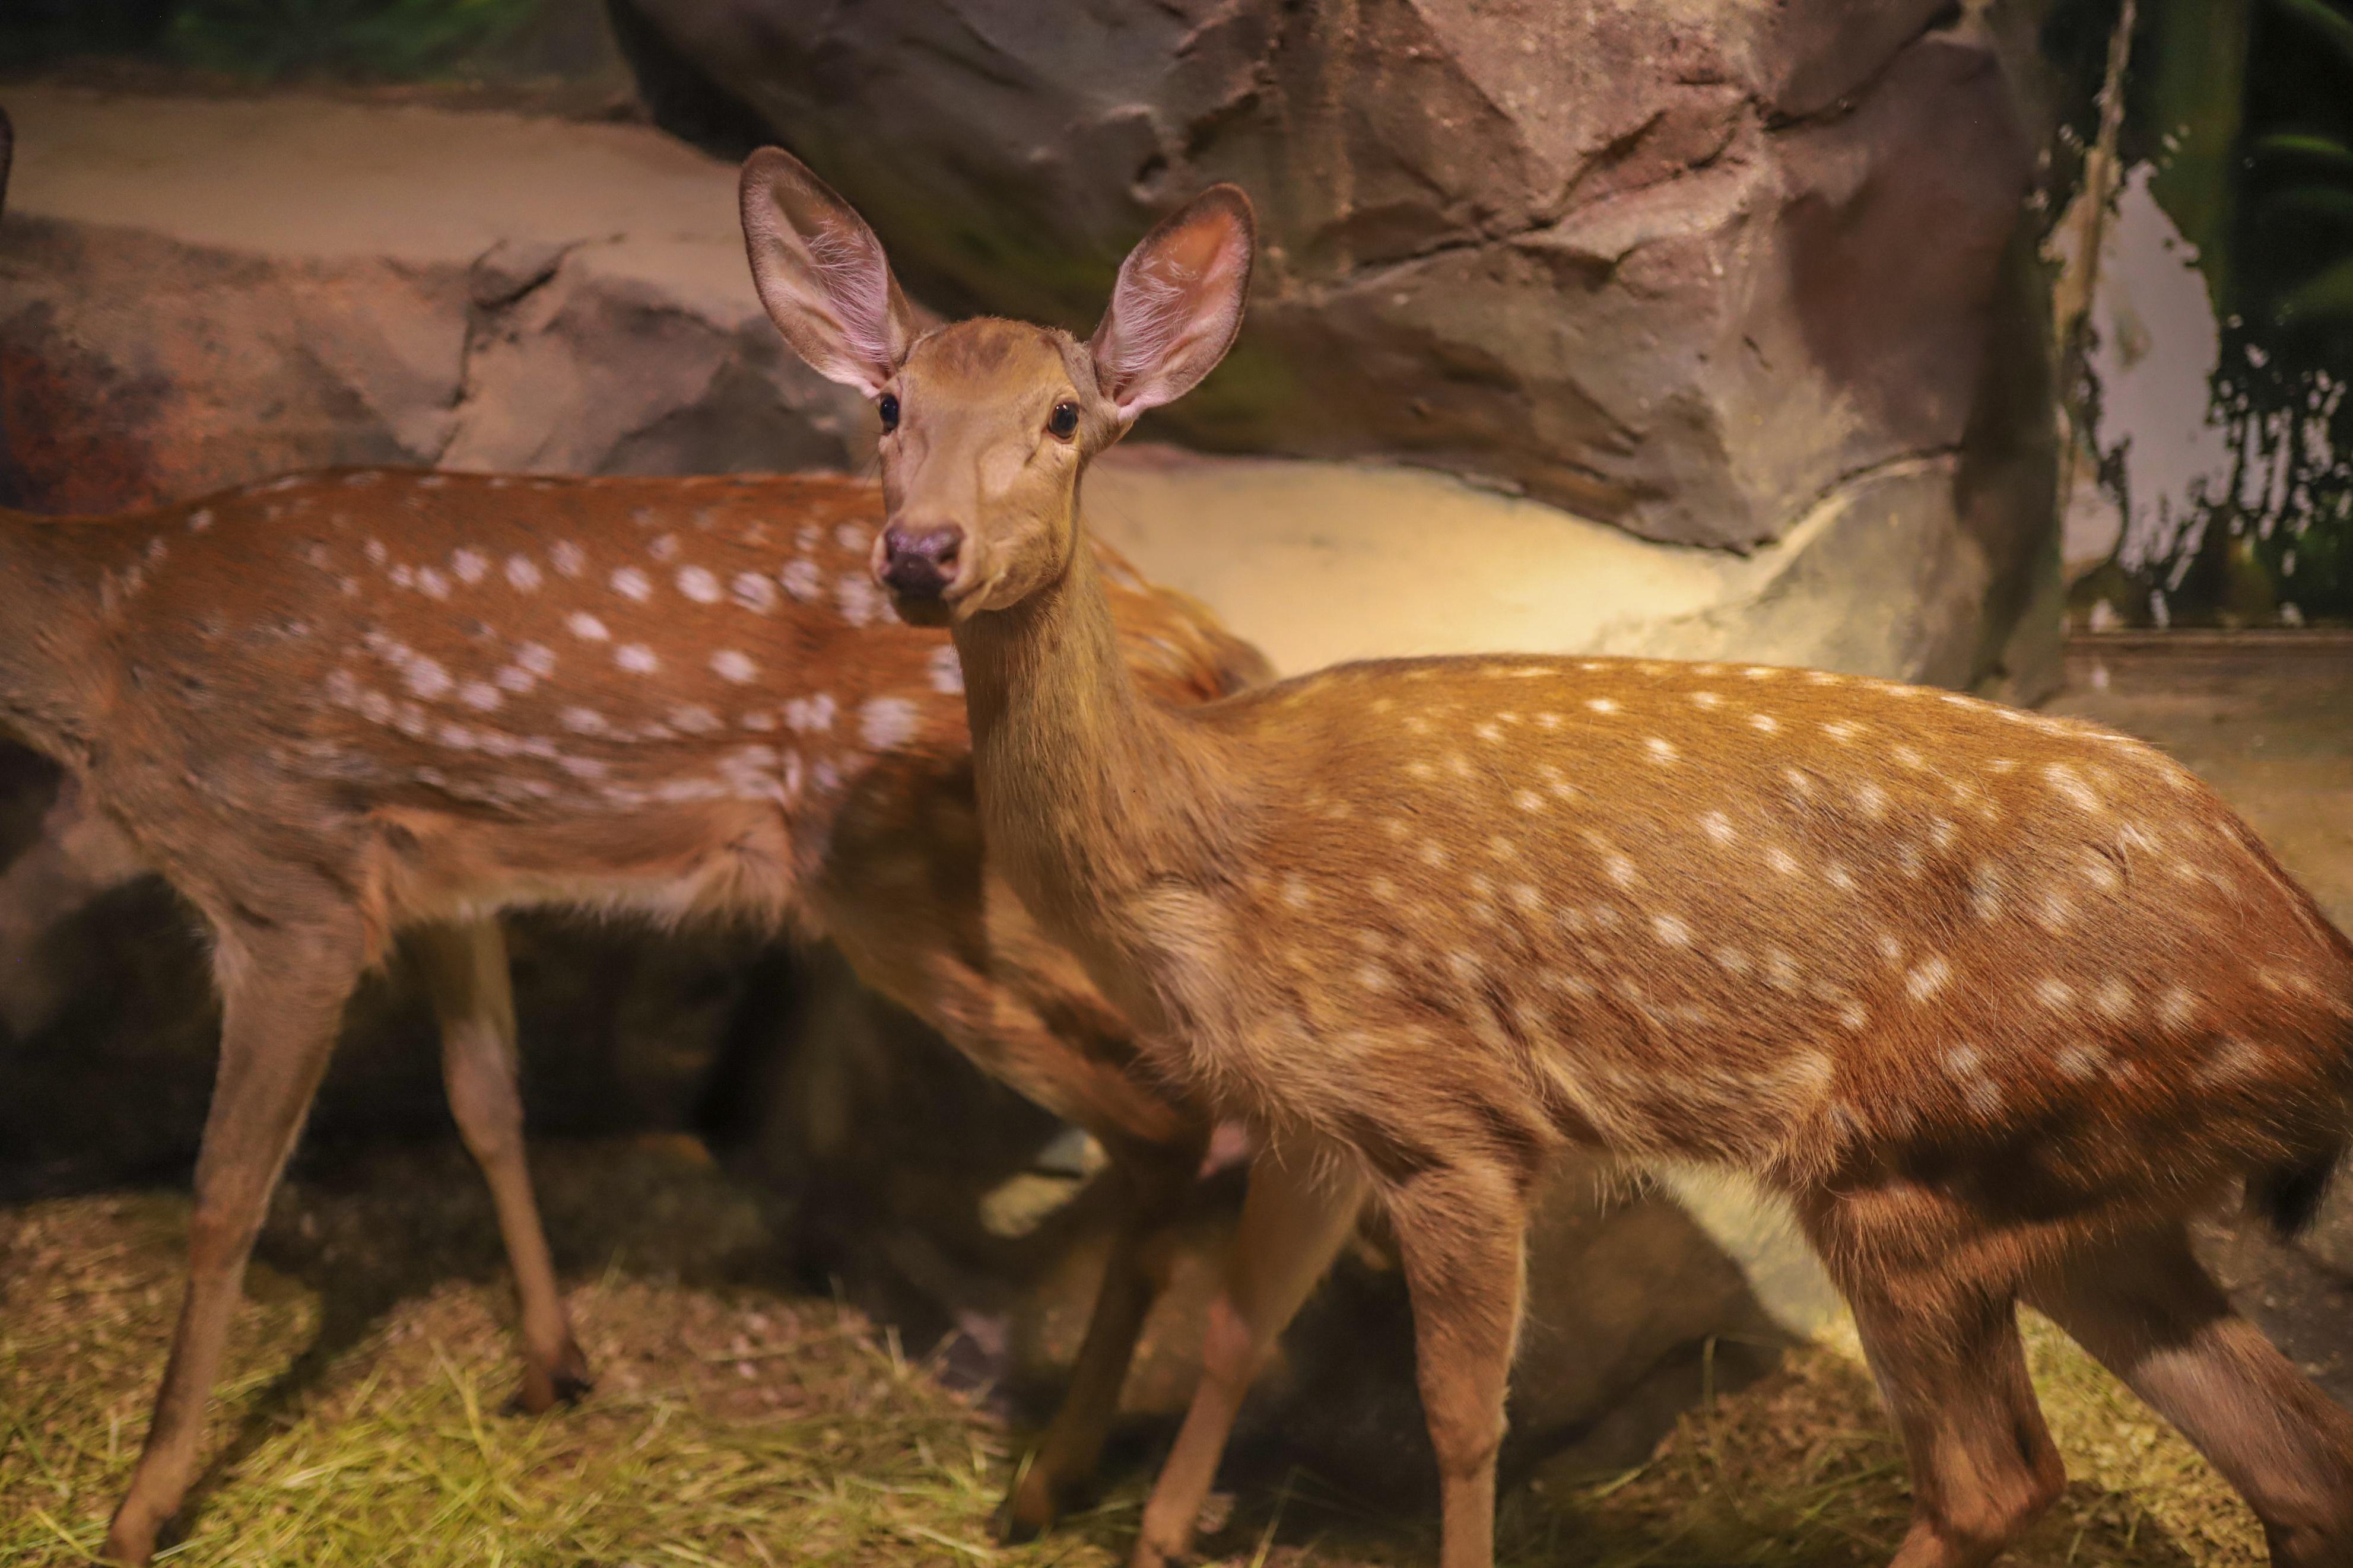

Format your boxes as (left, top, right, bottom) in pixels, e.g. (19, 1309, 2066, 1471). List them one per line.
(1049, 402, 1080, 440)
(878, 393, 900, 432)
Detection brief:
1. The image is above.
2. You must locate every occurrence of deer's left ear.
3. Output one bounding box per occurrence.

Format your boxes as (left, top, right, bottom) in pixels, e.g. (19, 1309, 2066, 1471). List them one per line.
(741, 147, 922, 396)
(1090, 185, 1255, 422)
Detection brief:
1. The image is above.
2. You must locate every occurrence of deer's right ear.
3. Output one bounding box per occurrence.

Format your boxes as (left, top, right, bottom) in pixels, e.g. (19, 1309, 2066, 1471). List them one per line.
(740, 148, 920, 396)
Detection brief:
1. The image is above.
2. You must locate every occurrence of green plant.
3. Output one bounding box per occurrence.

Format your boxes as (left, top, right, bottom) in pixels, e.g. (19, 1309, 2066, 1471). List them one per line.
(161, 0, 550, 82)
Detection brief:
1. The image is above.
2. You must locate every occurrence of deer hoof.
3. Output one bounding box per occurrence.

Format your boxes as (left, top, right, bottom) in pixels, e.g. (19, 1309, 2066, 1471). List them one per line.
(508, 1343, 594, 1416)
(993, 1469, 1059, 1543)
(101, 1510, 161, 1567)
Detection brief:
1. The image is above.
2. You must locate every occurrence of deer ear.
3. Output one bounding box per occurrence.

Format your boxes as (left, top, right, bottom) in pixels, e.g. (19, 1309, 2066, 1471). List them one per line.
(740, 147, 920, 396)
(1090, 185, 1255, 422)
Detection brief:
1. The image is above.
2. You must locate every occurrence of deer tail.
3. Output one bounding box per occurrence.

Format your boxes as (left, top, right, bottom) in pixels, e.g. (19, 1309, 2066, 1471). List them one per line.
(2252, 1129, 2348, 1241)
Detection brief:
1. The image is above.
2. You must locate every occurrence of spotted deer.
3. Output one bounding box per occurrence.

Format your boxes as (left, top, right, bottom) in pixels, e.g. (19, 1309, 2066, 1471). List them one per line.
(741, 147, 2353, 1568)
(0, 465, 1273, 1556)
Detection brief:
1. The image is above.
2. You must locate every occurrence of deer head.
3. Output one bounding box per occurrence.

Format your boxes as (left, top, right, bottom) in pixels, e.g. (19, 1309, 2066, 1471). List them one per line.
(739, 148, 1255, 628)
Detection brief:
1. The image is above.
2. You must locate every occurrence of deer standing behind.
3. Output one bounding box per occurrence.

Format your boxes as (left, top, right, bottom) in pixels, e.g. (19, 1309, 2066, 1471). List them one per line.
(0, 461, 1270, 1553)
(742, 147, 2353, 1568)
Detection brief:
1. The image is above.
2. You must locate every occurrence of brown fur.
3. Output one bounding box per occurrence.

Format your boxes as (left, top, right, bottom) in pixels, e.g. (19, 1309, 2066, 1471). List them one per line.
(0, 469, 1271, 1563)
(743, 146, 2353, 1568)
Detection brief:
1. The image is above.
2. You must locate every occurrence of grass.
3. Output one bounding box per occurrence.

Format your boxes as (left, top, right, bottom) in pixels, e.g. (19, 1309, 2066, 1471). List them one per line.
(0, 1139, 2272, 1566)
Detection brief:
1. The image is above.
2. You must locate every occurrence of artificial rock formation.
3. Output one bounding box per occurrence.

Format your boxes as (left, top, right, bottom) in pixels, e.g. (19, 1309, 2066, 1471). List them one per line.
(615, 0, 2050, 559)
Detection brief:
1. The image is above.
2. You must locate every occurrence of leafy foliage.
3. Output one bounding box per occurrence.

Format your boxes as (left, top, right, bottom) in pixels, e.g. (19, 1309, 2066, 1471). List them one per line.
(2057, 0, 2353, 626)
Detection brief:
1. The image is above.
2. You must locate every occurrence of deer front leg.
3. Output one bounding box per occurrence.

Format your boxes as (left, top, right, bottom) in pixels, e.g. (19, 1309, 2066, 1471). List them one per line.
(105, 914, 365, 1566)
(1386, 1161, 1530, 1568)
(998, 1135, 1201, 1541)
(409, 918, 589, 1414)
(1131, 1141, 1366, 1568)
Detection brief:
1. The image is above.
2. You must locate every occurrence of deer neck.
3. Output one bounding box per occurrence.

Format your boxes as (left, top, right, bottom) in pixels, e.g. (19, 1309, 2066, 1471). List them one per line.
(951, 529, 1243, 1012)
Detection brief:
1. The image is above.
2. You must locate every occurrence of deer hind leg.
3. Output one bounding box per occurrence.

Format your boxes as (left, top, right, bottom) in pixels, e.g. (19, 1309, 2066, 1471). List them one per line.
(1131, 1141, 1367, 1568)
(2025, 1219, 2353, 1567)
(1810, 1206, 2063, 1568)
(105, 910, 367, 1567)
(998, 1134, 1202, 1542)
(409, 918, 590, 1414)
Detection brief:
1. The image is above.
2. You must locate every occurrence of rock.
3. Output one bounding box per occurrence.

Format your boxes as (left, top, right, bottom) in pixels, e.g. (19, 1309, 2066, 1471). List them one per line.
(614, 0, 2049, 555)
(1002, 1152, 1786, 1502)
(1087, 443, 2060, 699)
(0, 84, 870, 514)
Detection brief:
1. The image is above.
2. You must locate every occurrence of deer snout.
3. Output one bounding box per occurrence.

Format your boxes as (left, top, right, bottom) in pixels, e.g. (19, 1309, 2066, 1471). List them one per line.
(879, 522, 965, 602)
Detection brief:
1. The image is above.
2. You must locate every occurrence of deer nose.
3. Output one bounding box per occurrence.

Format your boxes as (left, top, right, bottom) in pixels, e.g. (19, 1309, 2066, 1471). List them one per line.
(879, 523, 964, 600)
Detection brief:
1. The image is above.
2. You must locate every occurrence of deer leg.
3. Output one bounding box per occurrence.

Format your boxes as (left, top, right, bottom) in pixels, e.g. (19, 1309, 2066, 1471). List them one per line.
(2026, 1220, 2353, 1567)
(104, 914, 366, 1566)
(998, 1135, 1201, 1541)
(409, 918, 589, 1415)
(1385, 1162, 1530, 1568)
(1130, 1143, 1366, 1568)
(1837, 1264, 2063, 1568)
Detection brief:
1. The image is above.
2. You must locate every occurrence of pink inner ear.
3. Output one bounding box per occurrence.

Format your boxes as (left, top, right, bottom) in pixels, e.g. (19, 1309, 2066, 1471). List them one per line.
(1102, 212, 1249, 416)
(806, 221, 901, 381)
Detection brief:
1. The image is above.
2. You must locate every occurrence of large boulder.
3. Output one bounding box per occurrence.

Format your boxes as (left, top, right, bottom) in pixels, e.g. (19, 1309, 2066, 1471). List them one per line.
(0, 84, 869, 514)
(614, 0, 2048, 556)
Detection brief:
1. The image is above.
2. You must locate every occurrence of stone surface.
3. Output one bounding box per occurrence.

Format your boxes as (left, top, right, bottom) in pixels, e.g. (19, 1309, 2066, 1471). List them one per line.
(616, 0, 2046, 555)
(1087, 444, 2061, 699)
(0, 84, 870, 513)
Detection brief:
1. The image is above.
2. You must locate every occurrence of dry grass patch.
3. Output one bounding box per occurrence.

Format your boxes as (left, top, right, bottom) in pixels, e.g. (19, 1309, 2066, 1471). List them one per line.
(0, 1143, 2277, 1567)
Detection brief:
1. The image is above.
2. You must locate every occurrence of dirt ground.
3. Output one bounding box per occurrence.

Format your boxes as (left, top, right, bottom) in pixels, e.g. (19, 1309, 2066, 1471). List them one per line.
(5, 633, 2353, 1567)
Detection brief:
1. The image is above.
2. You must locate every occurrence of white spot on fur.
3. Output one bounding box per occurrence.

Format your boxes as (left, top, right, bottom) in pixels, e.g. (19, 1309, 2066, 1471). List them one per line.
(552, 541, 587, 578)
(1587, 697, 1618, 715)
(2043, 763, 2102, 813)
(1765, 846, 1800, 876)
(451, 548, 489, 586)
(188, 508, 214, 533)
(560, 707, 607, 735)
(403, 657, 452, 701)
(615, 643, 659, 674)
(712, 650, 758, 684)
(1906, 956, 1952, 1003)
(458, 680, 501, 712)
(781, 559, 824, 602)
(677, 565, 722, 603)
(505, 555, 543, 592)
(1646, 737, 1678, 764)
(567, 611, 609, 642)
(836, 573, 886, 626)
(786, 694, 837, 733)
(1749, 713, 1779, 734)
(1653, 914, 1691, 946)
(859, 695, 921, 749)
(2056, 1044, 2105, 1080)
(2034, 978, 2075, 1009)
(612, 566, 653, 602)
(731, 571, 778, 613)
